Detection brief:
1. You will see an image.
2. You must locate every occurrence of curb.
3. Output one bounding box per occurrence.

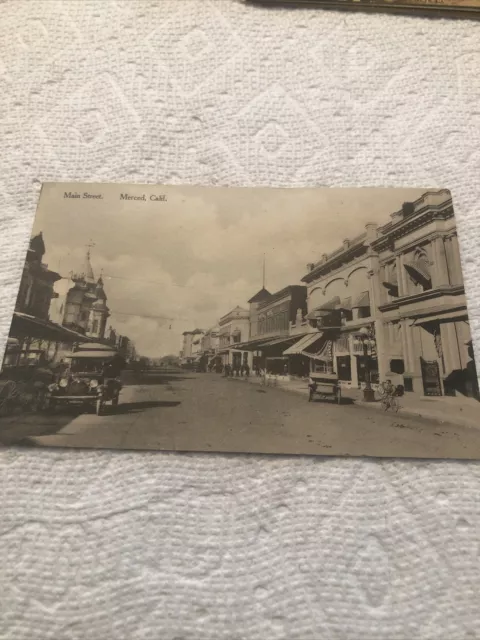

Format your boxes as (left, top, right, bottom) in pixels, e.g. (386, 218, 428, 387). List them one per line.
(229, 376, 480, 430)
(354, 399, 479, 430)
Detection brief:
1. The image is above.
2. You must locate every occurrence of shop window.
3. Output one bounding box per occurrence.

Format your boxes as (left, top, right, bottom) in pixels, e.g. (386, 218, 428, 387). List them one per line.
(337, 355, 352, 381)
(390, 359, 405, 374)
(312, 360, 331, 374)
(357, 356, 378, 384)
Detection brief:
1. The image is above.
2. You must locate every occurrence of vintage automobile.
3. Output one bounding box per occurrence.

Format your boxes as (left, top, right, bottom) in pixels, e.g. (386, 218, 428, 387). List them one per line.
(307, 359, 341, 404)
(44, 350, 123, 415)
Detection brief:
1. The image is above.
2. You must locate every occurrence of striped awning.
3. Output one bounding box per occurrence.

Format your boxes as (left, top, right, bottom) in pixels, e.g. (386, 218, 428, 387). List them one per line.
(352, 291, 370, 308)
(283, 332, 324, 355)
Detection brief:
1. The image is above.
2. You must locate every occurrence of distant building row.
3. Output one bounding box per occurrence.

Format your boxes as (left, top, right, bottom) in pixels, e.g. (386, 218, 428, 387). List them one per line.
(181, 190, 478, 398)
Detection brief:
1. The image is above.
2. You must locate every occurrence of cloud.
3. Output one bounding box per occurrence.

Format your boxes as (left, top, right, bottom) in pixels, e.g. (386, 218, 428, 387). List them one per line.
(34, 184, 428, 357)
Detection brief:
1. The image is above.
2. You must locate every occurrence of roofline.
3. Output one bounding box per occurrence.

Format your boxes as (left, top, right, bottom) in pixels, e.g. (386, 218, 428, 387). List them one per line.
(256, 285, 306, 309)
(301, 189, 452, 284)
(301, 237, 367, 283)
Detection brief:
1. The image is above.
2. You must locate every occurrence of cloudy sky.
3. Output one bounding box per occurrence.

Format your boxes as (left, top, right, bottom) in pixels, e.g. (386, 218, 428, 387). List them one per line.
(33, 183, 427, 357)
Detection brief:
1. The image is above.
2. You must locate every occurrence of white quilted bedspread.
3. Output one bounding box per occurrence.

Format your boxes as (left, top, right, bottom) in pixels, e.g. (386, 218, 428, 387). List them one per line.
(1, 1, 480, 639)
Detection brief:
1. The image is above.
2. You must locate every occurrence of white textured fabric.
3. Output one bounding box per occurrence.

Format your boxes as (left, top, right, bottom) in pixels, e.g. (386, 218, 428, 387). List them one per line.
(1, 1, 480, 638)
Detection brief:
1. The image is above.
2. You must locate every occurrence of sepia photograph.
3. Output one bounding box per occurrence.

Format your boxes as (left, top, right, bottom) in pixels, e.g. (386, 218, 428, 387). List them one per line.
(0, 182, 478, 458)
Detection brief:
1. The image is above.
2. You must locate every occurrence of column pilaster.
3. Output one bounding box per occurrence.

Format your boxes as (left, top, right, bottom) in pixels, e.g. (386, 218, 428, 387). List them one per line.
(432, 236, 449, 287)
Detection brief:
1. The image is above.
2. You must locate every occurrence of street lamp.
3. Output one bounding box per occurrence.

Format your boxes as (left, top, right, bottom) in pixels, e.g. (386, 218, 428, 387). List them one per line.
(358, 326, 375, 402)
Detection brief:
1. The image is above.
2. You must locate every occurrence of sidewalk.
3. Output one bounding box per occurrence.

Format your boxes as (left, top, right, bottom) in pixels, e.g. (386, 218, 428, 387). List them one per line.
(228, 374, 480, 430)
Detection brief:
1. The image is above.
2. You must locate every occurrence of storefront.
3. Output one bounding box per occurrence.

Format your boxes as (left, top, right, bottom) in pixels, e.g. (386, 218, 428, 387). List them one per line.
(283, 332, 327, 377)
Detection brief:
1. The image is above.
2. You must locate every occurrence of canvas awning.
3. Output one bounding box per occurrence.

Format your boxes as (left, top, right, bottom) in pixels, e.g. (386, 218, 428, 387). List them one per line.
(10, 312, 90, 344)
(308, 353, 332, 362)
(65, 350, 117, 359)
(283, 332, 324, 355)
(229, 335, 283, 351)
(76, 342, 115, 352)
(338, 297, 352, 311)
(404, 259, 431, 284)
(352, 291, 370, 308)
(306, 297, 341, 320)
(319, 296, 340, 311)
(260, 335, 300, 348)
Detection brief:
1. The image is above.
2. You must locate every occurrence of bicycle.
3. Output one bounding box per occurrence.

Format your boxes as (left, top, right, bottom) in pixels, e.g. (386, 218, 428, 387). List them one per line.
(381, 392, 399, 412)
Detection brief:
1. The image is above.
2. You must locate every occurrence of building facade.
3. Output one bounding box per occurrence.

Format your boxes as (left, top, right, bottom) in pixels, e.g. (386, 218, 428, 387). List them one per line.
(16, 233, 61, 321)
(5, 233, 89, 366)
(372, 189, 475, 396)
(218, 306, 250, 370)
(252, 285, 308, 374)
(201, 326, 220, 369)
(180, 329, 204, 364)
(299, 189, 477, 397)
(50, 247, 110, 340)
(300, 224, 381, 387)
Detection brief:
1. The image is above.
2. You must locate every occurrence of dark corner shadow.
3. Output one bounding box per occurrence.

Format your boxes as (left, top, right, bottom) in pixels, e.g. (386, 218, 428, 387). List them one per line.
(113, 400, 182, 414)
(0, 409, 82, 445)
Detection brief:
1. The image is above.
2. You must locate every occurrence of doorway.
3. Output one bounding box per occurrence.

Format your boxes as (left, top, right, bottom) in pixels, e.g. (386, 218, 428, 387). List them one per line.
(420, 357, 442, 396)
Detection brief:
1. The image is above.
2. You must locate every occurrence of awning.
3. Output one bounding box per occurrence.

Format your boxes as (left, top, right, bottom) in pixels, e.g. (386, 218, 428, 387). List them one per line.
(338, 297, 352, 311)
(229, 335, 283, 351)
(76, 342, 115, 352)
(10, 312, 90, 344)
(65, 350, 117, 359)
(411, 309, 469, 325)
(352, 291, 370, 308)
(283, 333, 324, 355)
(382, 281, 399, 295)
(306, 297, 341, 320)
(260, 335, 299, 348)
(404, 259, 431, 284)
(308, 353, 332, 362)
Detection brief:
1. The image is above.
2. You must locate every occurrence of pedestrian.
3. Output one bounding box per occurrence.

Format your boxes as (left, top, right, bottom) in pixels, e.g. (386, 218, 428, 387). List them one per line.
(245, 363, 250, 378)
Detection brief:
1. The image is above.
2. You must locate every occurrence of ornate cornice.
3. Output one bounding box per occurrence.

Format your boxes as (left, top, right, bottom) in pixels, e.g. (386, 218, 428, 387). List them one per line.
(372, 203, 454, 252)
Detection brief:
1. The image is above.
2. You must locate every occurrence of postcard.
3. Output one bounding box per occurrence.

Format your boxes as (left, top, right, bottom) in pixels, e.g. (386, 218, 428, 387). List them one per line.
(0, 183, 478, 458)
